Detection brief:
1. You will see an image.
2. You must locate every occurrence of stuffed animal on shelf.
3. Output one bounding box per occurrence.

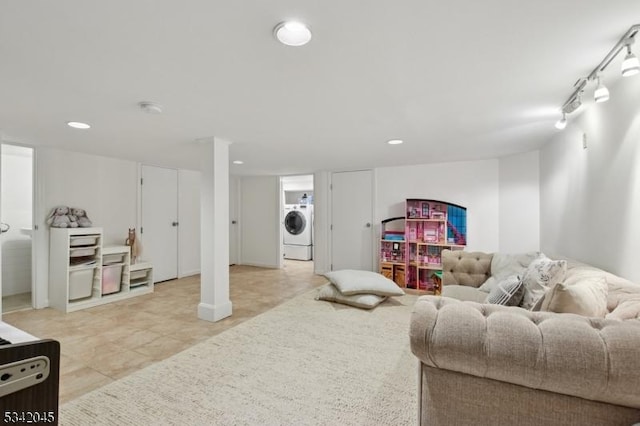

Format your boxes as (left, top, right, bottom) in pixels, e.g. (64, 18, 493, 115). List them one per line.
(69, 208, 92, 227)
(125, 228, 141, 263)
(46, 206, 78, 228)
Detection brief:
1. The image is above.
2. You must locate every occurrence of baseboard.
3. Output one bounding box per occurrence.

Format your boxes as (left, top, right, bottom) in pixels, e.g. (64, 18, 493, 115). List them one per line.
(198, 301, 233, 322)
(178, 269, 200, 278)
(239, 261, 279, 269)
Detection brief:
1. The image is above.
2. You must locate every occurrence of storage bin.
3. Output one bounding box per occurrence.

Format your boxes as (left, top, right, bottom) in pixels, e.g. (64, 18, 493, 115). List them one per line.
(102, 264, 123, 295)
(69, 268, 95, 301)
(129, 269, 149, 281)
(70, 235, 99, 247)
(103, 253, 125, 265)
(70, 247, 97, 257)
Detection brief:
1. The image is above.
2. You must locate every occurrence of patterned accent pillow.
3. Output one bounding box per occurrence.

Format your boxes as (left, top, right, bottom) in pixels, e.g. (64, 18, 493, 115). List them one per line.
(485, 275, 524, 306)
(315, 283, 387, 309)
(520, 255, 567, 309)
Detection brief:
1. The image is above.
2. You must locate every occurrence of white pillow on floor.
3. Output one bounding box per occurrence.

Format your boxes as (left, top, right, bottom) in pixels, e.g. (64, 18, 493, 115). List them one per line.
(324, 270, 405, 296)
(315, 283, 387, 309)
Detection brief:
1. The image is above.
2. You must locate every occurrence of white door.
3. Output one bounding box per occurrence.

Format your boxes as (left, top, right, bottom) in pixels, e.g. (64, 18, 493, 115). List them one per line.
(331, 170, 373, 271)
(141, 165, 178, 282)
(229, 176, 238, 265)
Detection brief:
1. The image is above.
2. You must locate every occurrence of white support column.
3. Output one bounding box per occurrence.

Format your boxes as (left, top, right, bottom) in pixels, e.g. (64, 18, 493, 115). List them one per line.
(198, 137, 232, 322)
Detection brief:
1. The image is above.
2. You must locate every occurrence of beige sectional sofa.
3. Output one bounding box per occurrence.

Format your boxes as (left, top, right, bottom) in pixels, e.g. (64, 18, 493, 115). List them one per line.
(409, 250, 640, 425)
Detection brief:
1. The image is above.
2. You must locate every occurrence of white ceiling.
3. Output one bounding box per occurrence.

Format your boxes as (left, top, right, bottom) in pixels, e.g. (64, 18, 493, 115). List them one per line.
(1, 1, 639, 176)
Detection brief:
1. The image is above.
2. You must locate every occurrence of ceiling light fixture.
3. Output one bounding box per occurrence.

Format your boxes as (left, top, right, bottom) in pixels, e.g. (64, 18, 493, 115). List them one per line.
(274, 21, 312, 47)
(232, 160, 244, 165)
(621, 41, 640, 77)
(554, 113, 567, 130)
(387, 139, 404, 145)
(593, 76, 610, 103)
(555, 24, 639, 130)
(139, 101, 163, 114)
(67, 121, 91, 129)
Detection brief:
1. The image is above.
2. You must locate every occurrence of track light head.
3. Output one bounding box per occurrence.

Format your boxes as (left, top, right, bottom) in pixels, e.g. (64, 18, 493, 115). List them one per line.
(555, 113, 567, 130)
(594, 76, 610, 103)
(622, 44, 640, 77)
(563, 91, 583, 114)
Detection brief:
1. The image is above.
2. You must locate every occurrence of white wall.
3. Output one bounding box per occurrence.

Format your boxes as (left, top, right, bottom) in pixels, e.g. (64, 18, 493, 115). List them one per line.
(282, 175, 313, 192)
(375, 159, 501, 253)
(240, 176, 280, 268)
(1, 145, 33, 296)
(178, 169, 201, 277)
(499, 150, 540, 252)
(540, 74, 640, 283)
(38, 148, 138, 245)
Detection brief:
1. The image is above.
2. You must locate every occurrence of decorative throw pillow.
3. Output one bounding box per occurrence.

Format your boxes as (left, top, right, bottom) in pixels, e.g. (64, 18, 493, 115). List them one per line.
(541, 277, 608, 317)
(315, 283, 387, 309)
(529, 293, 546, 312)
(478, 252, 539, 293)
(520, 255, 567, 310)
(323, 270, 405, 296)
(485, 275, 525, 306)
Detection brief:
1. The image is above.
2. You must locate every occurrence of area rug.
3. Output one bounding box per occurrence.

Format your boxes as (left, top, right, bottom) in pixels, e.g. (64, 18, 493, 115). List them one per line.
(60, 290, 420, 425)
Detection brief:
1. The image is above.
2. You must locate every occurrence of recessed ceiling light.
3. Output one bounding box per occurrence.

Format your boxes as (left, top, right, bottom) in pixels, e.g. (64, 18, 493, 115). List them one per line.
(67, 121, 91, 129)
(233, 160, 244, 165)
(387, 139, 403, 145)
(274, 21, 312, 47)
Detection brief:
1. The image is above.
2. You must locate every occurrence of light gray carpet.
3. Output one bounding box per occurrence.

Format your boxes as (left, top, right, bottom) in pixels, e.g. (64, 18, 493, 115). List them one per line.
(60, 290, 419, 425)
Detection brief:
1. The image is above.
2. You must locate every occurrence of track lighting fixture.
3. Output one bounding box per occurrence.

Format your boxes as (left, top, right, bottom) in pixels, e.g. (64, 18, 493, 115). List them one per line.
(555, 24, 639, 130)
(621, 42, 640, 77)
(593, 76, 610, 103)
(555, 113, 567, 130)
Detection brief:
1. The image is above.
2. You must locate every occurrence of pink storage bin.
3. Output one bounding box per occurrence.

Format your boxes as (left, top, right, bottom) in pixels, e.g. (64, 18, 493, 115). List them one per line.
(102, 264, 123, 295)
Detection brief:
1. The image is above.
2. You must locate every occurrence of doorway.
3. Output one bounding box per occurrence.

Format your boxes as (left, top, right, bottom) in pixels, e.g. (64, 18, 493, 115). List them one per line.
(1, 144, 34, 313)
(281, 175, 314, 266)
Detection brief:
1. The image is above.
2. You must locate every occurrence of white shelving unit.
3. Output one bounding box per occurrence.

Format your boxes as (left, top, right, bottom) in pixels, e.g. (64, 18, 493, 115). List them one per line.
(49, 228, 154, 313)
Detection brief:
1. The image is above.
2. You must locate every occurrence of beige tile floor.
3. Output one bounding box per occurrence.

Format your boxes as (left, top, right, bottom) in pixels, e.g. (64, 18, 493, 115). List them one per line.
(2, 291, 32, 313)
(3, 260, 326, 404)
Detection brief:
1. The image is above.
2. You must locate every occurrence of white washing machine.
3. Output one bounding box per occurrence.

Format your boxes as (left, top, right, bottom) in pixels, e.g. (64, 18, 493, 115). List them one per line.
(283, 204, 313, 260)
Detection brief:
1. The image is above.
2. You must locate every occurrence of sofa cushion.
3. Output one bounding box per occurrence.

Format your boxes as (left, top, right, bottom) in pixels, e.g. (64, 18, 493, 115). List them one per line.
(607, 295, 640, 320)
(442, 251, 493, 288)
(485, 275, 525, 306)
(520, 255, 567, 310)
(479, 252, 539, 293)
(315, 283, 387, 309)
(441, 285, 488, 303)
(323, 269, 405, 296)
(541, 277, 608, 317)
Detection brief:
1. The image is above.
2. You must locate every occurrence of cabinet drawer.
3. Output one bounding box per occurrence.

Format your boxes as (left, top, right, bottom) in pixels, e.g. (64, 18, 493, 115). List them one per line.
(70, 235, 99, 247)
(69, 247, 97, 257)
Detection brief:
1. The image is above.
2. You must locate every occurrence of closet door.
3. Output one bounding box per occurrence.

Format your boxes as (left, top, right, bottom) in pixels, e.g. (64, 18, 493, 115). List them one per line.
(141, 165, 178, 282)
(330, 170, 373, 271)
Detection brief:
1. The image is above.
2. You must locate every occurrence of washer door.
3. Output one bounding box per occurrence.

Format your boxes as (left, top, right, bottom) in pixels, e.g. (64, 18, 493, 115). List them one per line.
(284, 210, 306, 235)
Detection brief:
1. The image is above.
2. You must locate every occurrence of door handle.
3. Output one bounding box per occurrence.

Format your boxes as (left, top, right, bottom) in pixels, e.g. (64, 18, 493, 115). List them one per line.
(171, 221, 179, 227)
(365, 223, 371, 228)
(0, 223, 9, 234)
